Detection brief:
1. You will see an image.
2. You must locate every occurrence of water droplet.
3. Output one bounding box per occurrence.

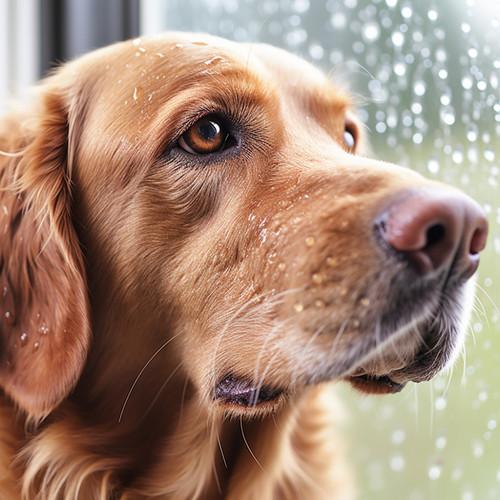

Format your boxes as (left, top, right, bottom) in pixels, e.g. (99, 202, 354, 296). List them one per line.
(330, 12, 347, 31)
(133, 87, 143, 101)
(305, 236, 316, 247)
(285, 28, 308, 47)
(427, 155, 440, 174)
(428, 463, 442, 480)
(441, 107, 456, 125)
(360, 297, 370, 306)
(472, 440, 484, 458)
(294, 302, 304, 313)
(20, 332, 28, 346)
(312, 273, 323, 284)
(436, 436, 447, 449)
(467, 123, 479, 142)
(309, 44, 324, 60)
(401, 6, 413, 18)
(362, 22, 380, 42)
(33, 342, 39, 352)
(326, 256, 338, 267)
(391, 429, 406, 445)
(39, 323, 49, 335)
(205, 55, 224, 65)
(484, 146, 495, 162)
(434, 397, 447, 410)
(315, 299, 326, 308)
(5, 311, 14, 325)
(428, 8, 438, 21)
(391, 32, 405, 47)
(278, 263, 287, 272)
(413, 80, 426, 96)
(390, 455, 405, 471)
(339, 286, 348, 297)
(2, 205, 7, 215)
(452, 148, 464, 164)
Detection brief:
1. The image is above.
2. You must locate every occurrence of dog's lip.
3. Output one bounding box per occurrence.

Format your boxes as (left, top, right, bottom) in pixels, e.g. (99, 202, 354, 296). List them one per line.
(347, 373, 407, 394)
(214, 374, 283, 407)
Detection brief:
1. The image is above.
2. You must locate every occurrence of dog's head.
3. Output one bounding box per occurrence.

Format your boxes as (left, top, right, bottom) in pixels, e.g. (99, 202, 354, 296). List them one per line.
(0, 33, 488, 419)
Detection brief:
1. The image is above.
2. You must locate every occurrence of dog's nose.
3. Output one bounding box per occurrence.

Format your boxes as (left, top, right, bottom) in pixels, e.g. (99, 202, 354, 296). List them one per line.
(376, 189, 488, 277)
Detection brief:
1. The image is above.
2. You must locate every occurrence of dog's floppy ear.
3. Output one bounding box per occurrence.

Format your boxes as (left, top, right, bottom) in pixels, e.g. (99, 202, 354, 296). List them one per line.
(0, 86, 91, 417)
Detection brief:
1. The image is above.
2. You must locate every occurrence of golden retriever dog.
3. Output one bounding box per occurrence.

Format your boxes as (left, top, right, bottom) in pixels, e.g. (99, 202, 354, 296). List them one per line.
(0, 32, 488, 499)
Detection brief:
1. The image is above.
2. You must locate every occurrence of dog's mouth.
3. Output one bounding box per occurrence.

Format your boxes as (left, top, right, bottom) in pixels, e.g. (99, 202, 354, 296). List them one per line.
(214, 374, 283, 408)
(347, 373, 406, 394)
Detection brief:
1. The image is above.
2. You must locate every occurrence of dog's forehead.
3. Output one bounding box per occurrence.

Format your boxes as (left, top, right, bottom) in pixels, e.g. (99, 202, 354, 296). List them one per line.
(96, 33, 352, 111)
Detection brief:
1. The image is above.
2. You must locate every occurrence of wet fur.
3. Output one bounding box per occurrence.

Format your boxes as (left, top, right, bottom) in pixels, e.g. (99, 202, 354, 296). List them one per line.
(0, 33, 480, 498)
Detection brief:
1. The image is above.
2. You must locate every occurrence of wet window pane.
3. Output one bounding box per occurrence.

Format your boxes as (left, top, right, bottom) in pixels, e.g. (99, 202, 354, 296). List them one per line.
(139, 1, 499, 498)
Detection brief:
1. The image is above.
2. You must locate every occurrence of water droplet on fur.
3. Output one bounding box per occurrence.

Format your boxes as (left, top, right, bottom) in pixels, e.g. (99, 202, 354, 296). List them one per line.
(312, 273, 323, 284)
(5, 311, 14, 325)
(305, 236, 316, 247)
(294, 302, 304, 313)
(205, 55, 224, 65)
(360, 297, 371, 306)
(278, 263, 287, 271)
(326, 257, 338, 267)
(315, 299, 326, 308)
(2, 205, 7, 215)
(33, 342, 39, 352)
(39, 323, 49, 335)
(20, 332, 28, 346)
(133, 87, 143, 100)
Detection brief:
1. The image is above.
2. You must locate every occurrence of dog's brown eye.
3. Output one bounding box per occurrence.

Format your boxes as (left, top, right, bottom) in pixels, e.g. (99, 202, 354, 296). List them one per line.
(343, 126, 356, 152)
(179, 116, 229, 154)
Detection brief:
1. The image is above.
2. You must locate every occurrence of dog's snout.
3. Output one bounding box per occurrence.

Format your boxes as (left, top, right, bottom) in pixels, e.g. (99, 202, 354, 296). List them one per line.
(376, 189, 488, 277)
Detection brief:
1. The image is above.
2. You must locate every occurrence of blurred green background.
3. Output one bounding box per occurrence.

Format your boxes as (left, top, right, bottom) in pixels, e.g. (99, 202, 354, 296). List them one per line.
(144, 0, 500, 498)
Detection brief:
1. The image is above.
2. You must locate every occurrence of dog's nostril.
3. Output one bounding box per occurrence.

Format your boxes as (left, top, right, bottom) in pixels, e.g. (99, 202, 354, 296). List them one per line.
(377, 188, 488, 277)
(426, 224, 446, 248)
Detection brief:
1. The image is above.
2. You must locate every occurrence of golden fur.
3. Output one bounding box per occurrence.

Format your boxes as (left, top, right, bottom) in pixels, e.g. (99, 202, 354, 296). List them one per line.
(0, 33, 487, 499)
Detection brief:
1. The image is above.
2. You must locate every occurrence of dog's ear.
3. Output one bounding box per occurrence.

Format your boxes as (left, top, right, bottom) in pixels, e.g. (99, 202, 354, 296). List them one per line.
(0, 86, 91, 418)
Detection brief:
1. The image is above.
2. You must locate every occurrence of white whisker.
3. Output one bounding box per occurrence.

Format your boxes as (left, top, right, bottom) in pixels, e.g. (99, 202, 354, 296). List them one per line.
(240, 418, 264, 472)
(118, 333, 180, 423)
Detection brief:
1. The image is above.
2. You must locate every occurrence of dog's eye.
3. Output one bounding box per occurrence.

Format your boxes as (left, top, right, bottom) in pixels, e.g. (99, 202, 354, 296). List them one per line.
(343, 122, 357, 152)
(178, 115, 231, 154)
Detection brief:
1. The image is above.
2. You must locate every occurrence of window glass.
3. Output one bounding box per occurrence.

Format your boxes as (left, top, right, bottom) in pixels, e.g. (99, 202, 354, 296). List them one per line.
(139, 1, 500, 498)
